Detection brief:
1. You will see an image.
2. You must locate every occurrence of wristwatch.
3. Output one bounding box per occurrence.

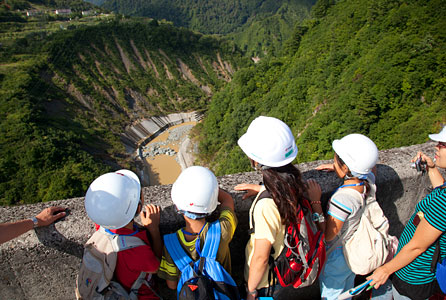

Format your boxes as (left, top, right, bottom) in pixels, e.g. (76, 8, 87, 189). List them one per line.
(31, 216, 39, 228)
(312, 212, 325, 223)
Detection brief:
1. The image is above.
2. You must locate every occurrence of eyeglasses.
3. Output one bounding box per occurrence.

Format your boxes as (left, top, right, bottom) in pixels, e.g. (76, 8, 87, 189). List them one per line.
(437, 142, 446, 149)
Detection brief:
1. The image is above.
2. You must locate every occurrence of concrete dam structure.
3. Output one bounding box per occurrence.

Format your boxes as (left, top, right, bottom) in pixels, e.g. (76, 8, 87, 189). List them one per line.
(121, 111, 202, 149)
(122, 111, 203, 186)
(0, 141, 442, 299)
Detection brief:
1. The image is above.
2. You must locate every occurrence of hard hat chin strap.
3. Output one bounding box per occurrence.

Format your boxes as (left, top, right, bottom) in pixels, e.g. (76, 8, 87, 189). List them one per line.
(177, 209, 209, 220)
(344, 171, 370, 181)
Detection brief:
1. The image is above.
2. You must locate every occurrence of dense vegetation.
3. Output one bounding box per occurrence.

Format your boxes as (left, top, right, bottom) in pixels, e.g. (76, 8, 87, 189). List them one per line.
(1, 8, 248, 205)
(3, 0, 445, 205)
(93, 0, 316, 57)
(196, 0, 446, 175)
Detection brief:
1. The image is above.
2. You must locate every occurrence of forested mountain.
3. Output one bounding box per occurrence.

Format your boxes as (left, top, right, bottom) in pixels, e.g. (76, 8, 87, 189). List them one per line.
(93, 0, 316, 56)
(196, 0, 446, 175)
(3, 0, 445, 205)
(1, 14, 248, 205)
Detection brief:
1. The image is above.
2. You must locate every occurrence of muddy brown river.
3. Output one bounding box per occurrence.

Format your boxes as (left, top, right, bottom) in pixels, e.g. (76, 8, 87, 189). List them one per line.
(144, 122, 196, 185)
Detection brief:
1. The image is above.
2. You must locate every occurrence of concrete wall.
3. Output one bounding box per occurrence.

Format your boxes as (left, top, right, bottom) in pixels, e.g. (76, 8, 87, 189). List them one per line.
(0, 142, 441, 300)
(122, 112, 202, 149)
(121, 111, 202, 186)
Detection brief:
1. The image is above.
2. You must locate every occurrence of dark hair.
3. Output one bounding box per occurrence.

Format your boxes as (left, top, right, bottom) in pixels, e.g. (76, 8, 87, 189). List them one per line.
(261, 163, 307, 227)
(334, 153, 371, 195)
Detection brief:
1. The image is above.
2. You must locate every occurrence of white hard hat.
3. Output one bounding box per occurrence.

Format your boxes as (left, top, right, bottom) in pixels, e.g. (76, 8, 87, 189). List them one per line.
(332, 134, 378, 175)
(171, 166, 219, 214)
(429, 126, 446, 142)
(237, 116, 298, 167)
(85, 169, 141, 229)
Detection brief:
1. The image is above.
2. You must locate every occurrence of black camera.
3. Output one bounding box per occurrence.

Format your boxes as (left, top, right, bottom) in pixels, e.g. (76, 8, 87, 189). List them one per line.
(411, 157, 426, 173)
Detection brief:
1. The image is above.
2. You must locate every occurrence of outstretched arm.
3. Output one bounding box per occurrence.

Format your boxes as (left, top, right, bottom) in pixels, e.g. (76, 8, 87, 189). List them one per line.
(0, 206, 66, 245)
(315, 163, 335, 172)
(234, 183, 262, 200)
(367, 217, 442, 288)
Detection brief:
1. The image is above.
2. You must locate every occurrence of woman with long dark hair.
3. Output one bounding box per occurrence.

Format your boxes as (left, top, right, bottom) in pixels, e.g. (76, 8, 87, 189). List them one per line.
(234, 116, 320, 299)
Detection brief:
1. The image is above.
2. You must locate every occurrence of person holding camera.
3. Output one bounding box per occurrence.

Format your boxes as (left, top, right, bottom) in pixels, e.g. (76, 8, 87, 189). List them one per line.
(367, 126, 446, 300)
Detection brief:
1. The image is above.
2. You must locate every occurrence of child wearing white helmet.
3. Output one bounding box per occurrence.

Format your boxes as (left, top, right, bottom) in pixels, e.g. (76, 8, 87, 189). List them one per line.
(368, 126, 446, 299)
(84, 169, 162, 299)
(157, 166, 238, 291)
(310, 134, 393, 300)
(235, 116, 320, 299)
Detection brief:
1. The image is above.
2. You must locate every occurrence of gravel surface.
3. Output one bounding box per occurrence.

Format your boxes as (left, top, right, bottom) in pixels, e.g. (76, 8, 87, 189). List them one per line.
(142, 124, 195, 158)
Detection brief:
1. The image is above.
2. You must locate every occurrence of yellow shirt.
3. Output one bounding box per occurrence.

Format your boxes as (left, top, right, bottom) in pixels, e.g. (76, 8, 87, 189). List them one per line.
(244, 186, 285, 289)
(158, 208, 237, 281)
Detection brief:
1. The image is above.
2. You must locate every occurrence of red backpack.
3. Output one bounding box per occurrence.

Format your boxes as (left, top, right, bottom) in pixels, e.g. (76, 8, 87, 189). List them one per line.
(249, 190, 326, 292)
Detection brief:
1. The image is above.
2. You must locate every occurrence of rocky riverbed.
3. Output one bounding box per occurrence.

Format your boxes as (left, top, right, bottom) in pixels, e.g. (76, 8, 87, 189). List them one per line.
(141, 124, 195, 159)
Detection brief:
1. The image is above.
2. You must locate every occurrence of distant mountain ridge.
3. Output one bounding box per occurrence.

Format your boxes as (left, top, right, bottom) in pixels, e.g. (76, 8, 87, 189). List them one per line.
(91, 0, 316, 56)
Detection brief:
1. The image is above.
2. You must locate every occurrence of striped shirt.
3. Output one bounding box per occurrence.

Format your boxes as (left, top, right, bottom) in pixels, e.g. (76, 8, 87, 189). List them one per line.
(395, 185, 446, 284)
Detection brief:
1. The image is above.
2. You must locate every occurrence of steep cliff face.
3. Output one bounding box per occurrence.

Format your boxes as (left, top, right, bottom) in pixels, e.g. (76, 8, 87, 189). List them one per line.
(48, 21, 246, 129)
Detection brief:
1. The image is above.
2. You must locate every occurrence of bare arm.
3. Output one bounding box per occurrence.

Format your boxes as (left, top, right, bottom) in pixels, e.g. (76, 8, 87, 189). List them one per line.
(166, 279, 178, 290)
(234, 183, 262, 200)
(0, 206, 66, 245)
(309, 201, 344, 241)
(325, 216, 345, 241)
(415, 151, 444, 188)
(307, 179, 344, 239)
(0, 219, 34, 244)
(140, 204, 163, 261)
(368, 217, 442, 288)
(218, 188, 235, 211)
(307, 179, 326, 232)
(246, 239, 272, 300)
(315, 163, 335, 172)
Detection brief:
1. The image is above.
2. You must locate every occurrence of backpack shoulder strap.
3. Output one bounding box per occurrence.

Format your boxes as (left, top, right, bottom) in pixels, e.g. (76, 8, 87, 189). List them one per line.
(249, 189, 272, 234)
(98, 226, 146, 252)
(200, 221, 221, 260)
(163, 232, 193, 271)
(112, 235, 146, 252)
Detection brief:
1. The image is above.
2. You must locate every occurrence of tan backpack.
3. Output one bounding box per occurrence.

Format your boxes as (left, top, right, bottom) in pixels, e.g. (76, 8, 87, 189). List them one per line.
(341, 188, 398, 275)
(75, 227, 151, 300)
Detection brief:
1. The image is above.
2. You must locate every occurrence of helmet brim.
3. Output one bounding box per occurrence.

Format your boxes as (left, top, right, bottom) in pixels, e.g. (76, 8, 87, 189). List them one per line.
(429, 126, 446, 142)
(237, 132, 257, 162)
(332, 139, 344, 162)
